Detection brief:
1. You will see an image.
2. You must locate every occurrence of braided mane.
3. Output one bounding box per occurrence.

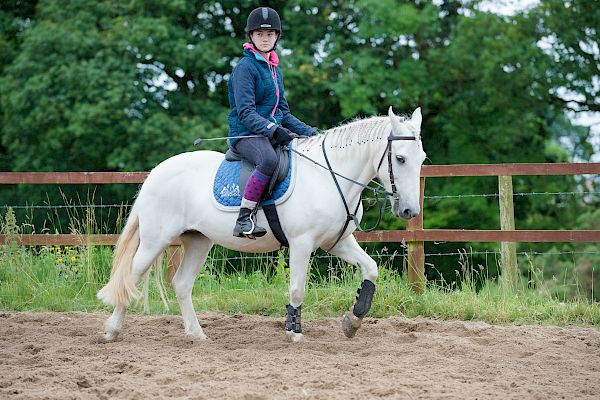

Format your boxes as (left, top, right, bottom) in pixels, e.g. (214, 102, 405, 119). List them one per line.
(296, 115, 414, 155)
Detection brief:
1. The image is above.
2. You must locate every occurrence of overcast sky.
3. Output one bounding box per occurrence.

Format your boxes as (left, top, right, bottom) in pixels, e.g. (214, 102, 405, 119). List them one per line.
(477, 0, 540, 15)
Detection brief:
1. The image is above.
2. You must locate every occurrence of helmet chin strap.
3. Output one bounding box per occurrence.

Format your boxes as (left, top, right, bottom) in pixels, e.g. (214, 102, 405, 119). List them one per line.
(248, 34, 280, 54)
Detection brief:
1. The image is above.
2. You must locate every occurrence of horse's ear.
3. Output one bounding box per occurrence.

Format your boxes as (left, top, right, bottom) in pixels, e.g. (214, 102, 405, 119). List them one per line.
(388, 106, 402, 133)
(411, 107, 422, 128)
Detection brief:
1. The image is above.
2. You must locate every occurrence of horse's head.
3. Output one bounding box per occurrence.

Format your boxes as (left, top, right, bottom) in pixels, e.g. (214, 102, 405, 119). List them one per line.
(376, 107, 426, 220)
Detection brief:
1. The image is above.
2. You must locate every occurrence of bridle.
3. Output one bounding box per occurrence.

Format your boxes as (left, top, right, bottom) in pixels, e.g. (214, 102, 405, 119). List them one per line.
(375, 133, 418, 217)
(319, 131, 418, 251)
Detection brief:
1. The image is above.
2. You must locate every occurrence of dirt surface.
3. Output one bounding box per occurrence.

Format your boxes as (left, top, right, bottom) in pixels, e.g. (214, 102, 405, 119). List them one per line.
(0, 312, 599, 400)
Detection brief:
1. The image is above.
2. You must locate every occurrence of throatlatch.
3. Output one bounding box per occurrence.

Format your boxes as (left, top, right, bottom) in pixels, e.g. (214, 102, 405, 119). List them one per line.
(285, 304, 302, 333)
(353, 280, 376, 318)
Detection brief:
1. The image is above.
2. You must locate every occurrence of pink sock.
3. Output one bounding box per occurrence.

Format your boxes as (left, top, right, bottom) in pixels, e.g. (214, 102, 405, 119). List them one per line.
(242, 169, 270, 203)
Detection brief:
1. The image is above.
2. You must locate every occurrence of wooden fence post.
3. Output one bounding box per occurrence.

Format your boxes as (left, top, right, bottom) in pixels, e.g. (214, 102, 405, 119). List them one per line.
(407, 177, 426, 294)
(498, 175, 518, 291)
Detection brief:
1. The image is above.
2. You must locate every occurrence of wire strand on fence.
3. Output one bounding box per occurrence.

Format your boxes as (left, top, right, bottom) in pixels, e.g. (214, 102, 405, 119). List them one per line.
(2, 190, 598, 210)
(203, 249, 600, 262)
(0, 204, 132, 209)
(370, 190, 600, 201)
(422, 250, 600, 257)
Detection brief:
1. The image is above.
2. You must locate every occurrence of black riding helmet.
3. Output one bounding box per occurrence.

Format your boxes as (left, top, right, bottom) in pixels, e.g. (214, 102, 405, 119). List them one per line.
(245, 7, 281, 33)
(245, 7, 281, 52)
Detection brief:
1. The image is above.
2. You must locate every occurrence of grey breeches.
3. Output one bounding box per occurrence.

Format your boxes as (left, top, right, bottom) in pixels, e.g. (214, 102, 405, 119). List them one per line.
(234, 136, 278, 176)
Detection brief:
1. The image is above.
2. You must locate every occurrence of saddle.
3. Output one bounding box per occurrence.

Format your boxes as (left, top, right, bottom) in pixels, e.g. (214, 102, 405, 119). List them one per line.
(212, 145, 295, 247)
(224, 145, 290, 199)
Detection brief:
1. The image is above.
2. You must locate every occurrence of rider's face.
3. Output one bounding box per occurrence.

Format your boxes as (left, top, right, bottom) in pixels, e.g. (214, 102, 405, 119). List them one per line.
(250, 29, 278, 53)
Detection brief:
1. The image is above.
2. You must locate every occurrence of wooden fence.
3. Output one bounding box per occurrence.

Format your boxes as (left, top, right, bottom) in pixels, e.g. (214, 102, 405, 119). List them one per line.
(2, 163, 600, 292)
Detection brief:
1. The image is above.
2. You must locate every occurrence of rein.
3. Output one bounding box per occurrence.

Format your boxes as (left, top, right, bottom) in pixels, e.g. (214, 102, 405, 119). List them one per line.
(292, 132, 417, 251)
(289, 148, 391, 197)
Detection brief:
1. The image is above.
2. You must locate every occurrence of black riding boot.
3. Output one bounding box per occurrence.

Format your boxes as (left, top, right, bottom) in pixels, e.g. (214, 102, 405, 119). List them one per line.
(233, 207, 267, 238)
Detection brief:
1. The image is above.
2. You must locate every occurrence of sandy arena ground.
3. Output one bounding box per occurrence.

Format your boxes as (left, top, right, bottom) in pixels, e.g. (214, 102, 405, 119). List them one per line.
(0, 311, 599, 399)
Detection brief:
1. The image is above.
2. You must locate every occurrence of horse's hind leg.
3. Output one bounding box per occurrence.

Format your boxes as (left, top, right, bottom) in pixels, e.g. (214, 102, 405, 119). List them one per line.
(172, 232, 213, 340)
(102, 238, 168, 342)
(327, 235, 378, 338)
(102, 305, 126, 343)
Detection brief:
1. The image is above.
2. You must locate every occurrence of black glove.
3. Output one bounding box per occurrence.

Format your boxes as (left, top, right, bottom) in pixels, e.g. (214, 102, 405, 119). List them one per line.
(272, 126, 296, 147)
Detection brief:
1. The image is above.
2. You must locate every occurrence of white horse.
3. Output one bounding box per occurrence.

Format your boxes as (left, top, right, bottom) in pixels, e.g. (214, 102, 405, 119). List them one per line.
(97, 107, 426, 343)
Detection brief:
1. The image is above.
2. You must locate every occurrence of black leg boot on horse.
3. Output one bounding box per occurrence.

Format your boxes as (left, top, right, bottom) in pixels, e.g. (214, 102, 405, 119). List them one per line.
(233, 167, 270, 238)
(342, 279, 376, 338)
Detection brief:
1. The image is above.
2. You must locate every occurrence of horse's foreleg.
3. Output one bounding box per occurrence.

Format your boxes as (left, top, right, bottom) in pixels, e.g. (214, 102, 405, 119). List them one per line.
(286, 241, 313, 343)
(172, 233, 213, 340)
(327, 235, 378, 338)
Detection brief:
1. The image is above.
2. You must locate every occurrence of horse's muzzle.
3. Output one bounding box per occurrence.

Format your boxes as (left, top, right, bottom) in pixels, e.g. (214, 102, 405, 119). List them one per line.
(392, 200, 419, 220)
(400, 207, 419, 219)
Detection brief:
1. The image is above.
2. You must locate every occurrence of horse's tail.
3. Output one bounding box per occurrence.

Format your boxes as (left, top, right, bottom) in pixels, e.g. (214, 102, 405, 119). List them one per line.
(97, 212, 141, 307)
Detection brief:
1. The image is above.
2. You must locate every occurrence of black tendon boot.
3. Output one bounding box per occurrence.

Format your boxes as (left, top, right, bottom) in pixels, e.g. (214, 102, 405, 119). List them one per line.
(233, 207, 267, 238)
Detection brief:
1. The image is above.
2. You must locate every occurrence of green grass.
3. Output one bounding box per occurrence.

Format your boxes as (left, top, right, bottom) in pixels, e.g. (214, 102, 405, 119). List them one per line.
(0, 242, 598, 328)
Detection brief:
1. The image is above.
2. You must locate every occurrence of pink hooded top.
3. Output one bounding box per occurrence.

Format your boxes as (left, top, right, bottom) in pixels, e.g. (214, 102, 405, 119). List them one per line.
(243, 42, 280, 116)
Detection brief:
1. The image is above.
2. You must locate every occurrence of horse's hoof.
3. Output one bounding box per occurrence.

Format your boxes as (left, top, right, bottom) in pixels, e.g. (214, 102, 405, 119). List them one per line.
(286, 330, 303, 343)
(185, 332, 209, 341)
(97, 332, 119, 344)
(185, 326, 209, 341)
(342, 312, 362, 338)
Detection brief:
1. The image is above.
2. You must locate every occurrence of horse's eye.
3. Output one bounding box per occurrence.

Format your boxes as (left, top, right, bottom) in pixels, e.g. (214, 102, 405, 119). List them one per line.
(396, 155, 406, 164)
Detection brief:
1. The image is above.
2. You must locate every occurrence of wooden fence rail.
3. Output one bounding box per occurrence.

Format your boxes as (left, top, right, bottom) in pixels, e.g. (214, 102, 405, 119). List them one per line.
(2, 162, 600, 292)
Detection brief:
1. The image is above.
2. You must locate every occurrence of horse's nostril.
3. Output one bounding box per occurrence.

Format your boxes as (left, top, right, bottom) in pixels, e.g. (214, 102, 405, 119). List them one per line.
(403, 208, 412, 218)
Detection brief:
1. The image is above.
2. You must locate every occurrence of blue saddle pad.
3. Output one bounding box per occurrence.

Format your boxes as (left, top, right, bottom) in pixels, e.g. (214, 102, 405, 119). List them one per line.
(213, 151, 293, 209)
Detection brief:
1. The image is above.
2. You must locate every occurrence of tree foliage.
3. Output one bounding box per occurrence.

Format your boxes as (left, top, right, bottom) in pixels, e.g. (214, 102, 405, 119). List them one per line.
(532, 0, 600, 113)
(0, 0, 597, 283)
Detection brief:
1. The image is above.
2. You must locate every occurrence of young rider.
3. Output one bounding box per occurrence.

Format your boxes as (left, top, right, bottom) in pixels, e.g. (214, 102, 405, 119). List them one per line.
(228, 6, 317, 238)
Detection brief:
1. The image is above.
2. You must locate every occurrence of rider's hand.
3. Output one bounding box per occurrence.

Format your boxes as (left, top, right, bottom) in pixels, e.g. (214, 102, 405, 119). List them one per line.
(272, 126, 295, 146)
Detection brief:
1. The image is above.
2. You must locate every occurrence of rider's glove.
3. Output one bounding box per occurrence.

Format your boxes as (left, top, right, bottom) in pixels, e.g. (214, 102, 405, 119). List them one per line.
(272, 126, 297, 147)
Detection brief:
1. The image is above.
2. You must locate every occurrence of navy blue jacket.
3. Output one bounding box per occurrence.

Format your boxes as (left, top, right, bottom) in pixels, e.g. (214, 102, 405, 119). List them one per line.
(227, 47, 317, 148)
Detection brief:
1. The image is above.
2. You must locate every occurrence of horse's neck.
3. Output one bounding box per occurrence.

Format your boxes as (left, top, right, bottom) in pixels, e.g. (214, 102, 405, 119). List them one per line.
(302, 118, 390, 200)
